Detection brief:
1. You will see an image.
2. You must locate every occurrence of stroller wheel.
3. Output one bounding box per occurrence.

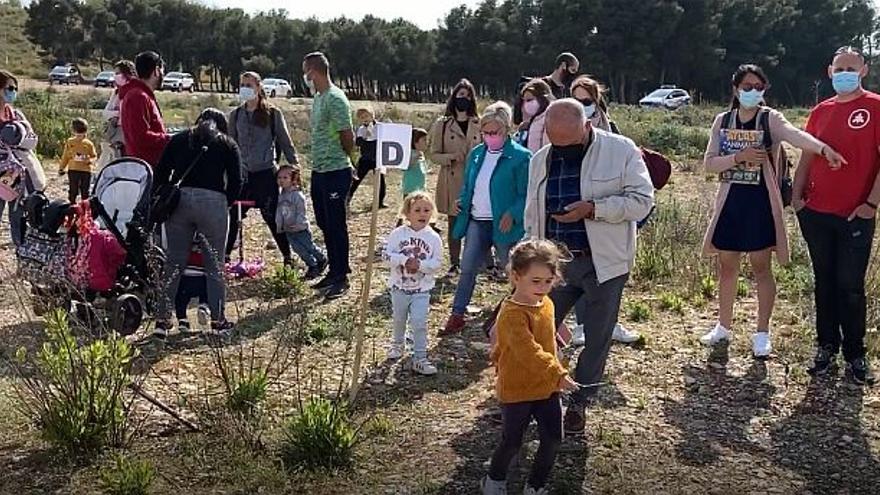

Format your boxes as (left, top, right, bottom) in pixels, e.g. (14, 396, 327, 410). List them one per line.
(111, 294, 143, 336)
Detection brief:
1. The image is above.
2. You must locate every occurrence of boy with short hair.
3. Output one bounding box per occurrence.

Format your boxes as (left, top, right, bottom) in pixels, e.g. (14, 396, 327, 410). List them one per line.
(59, 117, 97, 203)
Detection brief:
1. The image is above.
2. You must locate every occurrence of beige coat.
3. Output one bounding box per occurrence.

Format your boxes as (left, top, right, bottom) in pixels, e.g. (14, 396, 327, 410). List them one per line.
(428, 115, 481, 214)
(702, 107, 827, 264)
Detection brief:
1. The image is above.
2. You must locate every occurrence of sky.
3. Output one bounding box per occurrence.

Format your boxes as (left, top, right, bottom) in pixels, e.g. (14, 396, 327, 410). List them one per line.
(199, 0, 483, 30)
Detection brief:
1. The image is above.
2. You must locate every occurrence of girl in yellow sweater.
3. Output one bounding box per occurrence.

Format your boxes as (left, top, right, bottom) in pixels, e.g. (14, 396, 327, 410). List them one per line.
(59, 117, 97, 203)
(482, 239, 577, 495)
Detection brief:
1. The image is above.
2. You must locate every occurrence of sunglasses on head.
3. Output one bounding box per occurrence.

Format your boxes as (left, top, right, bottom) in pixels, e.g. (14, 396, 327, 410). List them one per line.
(740, 83, 766, 92)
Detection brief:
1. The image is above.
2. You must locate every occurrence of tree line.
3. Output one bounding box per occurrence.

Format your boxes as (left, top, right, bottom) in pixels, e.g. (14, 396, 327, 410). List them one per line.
(19, 0, 880, 105)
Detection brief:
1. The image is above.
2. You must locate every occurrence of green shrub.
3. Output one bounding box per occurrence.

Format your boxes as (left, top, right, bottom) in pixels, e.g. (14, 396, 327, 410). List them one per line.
(16, 91, 99, 158)
(261, 265, 306, 300)
(280, 397, 358, 472)
(700, 274, 717, 300)
(737, 277, 750, 298)
(626, 302, 652, 323)
(100, 454, 155, 495)
(227, 370, 268, 416)
(659, 292, 686, 315)
(13, 309, 134, 453)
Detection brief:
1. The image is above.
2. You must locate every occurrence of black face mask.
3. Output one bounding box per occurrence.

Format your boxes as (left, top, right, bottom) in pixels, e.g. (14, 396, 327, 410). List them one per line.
(562, 67, 577, 85)
(453, 97, 472, 112)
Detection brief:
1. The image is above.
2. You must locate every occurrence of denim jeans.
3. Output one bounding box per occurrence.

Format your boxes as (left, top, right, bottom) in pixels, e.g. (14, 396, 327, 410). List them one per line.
(285, 230, 326, 269)
(311, 168, 352, 281)
(798, 208, 876, 361)
(157, 188, 229, 322)
(391, 289, 430, 360)
(451, 219, 512, 315)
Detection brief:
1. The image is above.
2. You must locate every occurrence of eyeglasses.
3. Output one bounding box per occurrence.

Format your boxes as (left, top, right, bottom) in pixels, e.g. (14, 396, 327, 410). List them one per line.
(740, 83, 766, 92)
(5, 86, 17, 92)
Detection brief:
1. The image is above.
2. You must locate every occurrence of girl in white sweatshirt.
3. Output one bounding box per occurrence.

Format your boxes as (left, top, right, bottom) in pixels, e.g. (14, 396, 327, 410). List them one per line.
(383, 191, 443, 375)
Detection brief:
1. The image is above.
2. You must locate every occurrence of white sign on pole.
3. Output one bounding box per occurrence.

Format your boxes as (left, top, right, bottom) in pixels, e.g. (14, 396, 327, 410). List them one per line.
(376, 123, 412, 171)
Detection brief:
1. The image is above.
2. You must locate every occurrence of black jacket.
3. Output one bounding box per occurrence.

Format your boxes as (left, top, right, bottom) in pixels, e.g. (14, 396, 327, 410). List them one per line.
(155, 130, 243, 205)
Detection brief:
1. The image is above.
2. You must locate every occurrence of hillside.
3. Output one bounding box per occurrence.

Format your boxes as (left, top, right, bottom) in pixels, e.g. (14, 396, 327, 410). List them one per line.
(0, 1, 45, 78)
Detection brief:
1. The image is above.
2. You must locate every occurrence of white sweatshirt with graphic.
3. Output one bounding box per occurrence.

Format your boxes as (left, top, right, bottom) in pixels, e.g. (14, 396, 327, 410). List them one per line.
(383, 224, 443, 293)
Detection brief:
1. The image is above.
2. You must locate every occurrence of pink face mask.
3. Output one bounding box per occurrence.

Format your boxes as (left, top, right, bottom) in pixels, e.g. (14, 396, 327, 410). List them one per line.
(522, 99, 540, 117)
(483, 133, 505, 151)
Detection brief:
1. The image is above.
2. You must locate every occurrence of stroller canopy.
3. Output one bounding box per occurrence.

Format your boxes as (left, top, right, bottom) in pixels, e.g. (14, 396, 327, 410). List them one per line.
(91, 157, 153, 238)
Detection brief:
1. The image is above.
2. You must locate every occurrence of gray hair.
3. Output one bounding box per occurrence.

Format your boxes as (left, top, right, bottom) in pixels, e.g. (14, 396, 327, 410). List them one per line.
(546, 99, 587, 127)
(479, 101, 513, 133)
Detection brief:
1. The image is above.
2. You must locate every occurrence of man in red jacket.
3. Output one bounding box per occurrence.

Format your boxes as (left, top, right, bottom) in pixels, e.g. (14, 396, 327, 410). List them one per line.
(120, 51, 170, 167)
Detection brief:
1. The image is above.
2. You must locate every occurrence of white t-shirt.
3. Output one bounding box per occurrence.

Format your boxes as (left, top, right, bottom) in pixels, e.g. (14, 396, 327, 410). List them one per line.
(471, 150, 501, 220)
(383, 225, 443, 293)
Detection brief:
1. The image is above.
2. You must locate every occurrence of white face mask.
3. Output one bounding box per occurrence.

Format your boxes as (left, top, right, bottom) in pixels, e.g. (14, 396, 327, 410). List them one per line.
(239, 86, 257, 102)
(303, 73, 316, 93)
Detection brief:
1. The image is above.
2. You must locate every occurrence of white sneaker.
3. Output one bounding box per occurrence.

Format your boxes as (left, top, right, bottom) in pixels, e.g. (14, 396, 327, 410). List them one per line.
(612, 323, 640, 343)
(387, 345, 404, 361)
(752, 332, 772, 358)
(480, 476, 507, 495)
(197, 304, 210, 327)
(571, 324, 586, 347)
(412, 358, 438, 376)
(700, 323, 730, 346)
(523, 486, 548, 495)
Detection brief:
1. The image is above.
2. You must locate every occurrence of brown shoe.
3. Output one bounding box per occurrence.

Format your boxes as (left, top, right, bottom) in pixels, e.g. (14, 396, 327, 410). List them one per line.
(440, 314, 466, 335)
(564, 407, 586, 434)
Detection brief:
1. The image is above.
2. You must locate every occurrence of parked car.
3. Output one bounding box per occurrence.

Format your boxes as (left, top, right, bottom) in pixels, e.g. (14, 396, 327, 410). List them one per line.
(263, 78, 292, 98)
(161, 72, 195, 92)
(48, 65, 82, 85)
(94, 71, 115, 88)
(639, 85, 691, 109)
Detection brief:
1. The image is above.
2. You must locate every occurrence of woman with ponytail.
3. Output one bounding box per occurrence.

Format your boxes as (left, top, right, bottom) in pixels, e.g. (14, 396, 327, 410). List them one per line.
(700, 64, 846, 358)
(227, 71, 299, 265)
(153, 108, 243, 338)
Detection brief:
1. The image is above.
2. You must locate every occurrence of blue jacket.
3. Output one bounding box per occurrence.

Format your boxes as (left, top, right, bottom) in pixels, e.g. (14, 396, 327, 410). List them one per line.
(452, 138, 531, 245)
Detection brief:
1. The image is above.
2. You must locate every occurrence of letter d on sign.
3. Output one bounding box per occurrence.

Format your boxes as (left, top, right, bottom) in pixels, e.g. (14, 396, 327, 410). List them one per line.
(376, 122, 412, 170)
(381, 142, 404, 167)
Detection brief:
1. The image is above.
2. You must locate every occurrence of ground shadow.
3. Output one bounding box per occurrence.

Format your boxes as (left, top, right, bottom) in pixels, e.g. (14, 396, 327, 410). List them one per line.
(0, 444, 84, 494)
(770, 377, 880, 494)
(0, 320, 45, 378)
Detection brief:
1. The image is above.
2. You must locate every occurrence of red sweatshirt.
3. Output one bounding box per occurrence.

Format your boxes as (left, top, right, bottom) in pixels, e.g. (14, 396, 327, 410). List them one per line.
(119, 79, 169, 167)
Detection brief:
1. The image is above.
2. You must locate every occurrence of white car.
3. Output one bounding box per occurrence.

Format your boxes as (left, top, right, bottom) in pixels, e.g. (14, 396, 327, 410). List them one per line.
(161, 72, 195, 92)
(639, 86, 691, 109)
(263, 78, 292, 98)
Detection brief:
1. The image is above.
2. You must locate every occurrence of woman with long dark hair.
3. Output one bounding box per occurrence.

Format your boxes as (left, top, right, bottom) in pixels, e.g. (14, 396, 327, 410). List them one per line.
(515, 78, 554, 153)
(428, 78, 482, 276)
(153, 108, 243, 338)
(701, 64, 845, 358)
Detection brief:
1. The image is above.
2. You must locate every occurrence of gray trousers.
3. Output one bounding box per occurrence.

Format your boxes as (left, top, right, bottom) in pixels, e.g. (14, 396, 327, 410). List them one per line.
(156, 188, 229, 322)
(550, 255, 627, 408)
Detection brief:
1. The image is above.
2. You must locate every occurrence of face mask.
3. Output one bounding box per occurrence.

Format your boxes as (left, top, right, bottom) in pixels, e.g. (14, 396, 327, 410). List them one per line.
(583, 103, 596, 118)
(832, 71, 861, 94)
(3, 89, 16, 104)
(239, 86, 257, 102)
(522, 100, 540, 117)
(453, 97, 472, 112)
(483, 134, 505, 151)
(114, 74, 129, 87)
(303, 73, 315, 93)
(563, 68, 577, 85)
(738, 89, 764, 109)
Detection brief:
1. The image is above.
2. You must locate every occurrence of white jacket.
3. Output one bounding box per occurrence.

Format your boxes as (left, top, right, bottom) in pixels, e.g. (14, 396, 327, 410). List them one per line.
(383, 225, 443, 293)
(524, 128, 654, 283)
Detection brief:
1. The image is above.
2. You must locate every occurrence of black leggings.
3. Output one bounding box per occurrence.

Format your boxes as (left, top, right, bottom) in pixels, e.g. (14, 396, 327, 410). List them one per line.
(488, 394, 563, 489)
(226, 168, 292, 260)
(68, 171, 91, 203)
(349, 157, 386, 206)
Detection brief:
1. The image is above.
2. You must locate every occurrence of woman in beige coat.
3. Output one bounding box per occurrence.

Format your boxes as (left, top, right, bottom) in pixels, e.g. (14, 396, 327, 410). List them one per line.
(701, 64, 846, 358)
(429, 78, 481, 275)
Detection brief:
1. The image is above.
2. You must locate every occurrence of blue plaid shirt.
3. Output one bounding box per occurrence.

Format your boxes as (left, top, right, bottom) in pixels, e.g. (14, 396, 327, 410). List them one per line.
(545, 152, 590, 251)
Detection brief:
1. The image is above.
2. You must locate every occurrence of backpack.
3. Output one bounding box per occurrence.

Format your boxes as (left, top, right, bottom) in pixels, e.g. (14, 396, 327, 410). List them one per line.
(607, 119, 672, 191)
(721, 108, 793, 206)
(0, 145, 26, 202)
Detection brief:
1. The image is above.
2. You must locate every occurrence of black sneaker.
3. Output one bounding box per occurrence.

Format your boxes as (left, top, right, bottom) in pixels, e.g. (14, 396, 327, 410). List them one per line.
(211, 319, 235, 338)
(845, 357, 875, 386)
(304, 266, 321, 280)
(808, 345, 837, 376)
(313, 275, 338, 290)
(153, 320, 172, 340)
(178, 319, 192, 333)
(324, 280, 350, 301)
(564, 407, 586, 434)
(315, 258, 328, 276)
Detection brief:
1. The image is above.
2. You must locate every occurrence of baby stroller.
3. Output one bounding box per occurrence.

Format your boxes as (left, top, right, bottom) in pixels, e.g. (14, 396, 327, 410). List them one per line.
(17, 157, 164, 335)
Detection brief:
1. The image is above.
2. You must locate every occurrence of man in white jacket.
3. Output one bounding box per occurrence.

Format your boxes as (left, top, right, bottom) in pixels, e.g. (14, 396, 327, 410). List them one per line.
(524, 99, 653, 433)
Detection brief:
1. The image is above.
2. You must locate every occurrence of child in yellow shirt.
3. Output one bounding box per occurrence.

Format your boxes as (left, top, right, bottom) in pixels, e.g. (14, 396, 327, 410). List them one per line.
(482, 239, 577, 495)
(59, 117, 97, 203)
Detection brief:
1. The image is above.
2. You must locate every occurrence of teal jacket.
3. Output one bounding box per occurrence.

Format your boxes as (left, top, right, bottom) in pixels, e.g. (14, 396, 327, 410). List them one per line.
(452, 138, 531, 245)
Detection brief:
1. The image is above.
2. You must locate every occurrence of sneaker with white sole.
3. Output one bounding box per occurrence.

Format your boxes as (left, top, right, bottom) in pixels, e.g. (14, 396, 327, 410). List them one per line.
(412, 358, 438, 376)
(571, 324, 586, 346)
(197, 304, 210, 327)
(480, 476, 507, 495)
(612, 323, 640, 343)
(523, 486, 548, 495)
(700, 323, 730, 346)
(387, 344, 404, 361)
(752, 332, 771, 358)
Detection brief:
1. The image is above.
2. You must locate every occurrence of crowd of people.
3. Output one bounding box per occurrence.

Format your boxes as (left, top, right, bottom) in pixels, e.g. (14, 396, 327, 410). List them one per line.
(1, 43, 879, 494)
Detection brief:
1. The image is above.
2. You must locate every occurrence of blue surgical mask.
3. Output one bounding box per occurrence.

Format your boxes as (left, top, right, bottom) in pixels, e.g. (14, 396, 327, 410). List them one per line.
(3, 89, 16, 104)
(238, 86, 256, 102)
(738, 89, 764, 109)
(583, 103, 596, 118)
(832, 71, 861, 94)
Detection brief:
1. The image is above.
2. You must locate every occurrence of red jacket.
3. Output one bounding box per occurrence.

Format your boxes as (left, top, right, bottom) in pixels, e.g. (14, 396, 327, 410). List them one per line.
(119, 79, 169, 167)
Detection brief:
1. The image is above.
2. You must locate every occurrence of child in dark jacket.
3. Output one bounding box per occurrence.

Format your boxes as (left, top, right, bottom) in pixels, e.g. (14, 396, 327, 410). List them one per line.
(348, 107, 387, 207)
(276, 165, 327, 280)
(175, 234, 210, 331)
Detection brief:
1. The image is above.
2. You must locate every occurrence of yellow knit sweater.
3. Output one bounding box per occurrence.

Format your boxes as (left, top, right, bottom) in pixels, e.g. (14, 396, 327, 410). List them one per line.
(59, 136, 97, 173)
(490, 297, 567, 404)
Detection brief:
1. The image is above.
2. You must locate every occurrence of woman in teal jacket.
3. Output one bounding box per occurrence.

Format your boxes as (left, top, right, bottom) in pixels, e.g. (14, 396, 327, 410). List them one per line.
(443, 101, 532, 335)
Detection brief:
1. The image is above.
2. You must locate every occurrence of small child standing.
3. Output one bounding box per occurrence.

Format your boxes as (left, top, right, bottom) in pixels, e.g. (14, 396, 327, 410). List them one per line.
(402, 127, 428, 198)
(481, 239, 578, 495)
(383, 191, 443, 375)
(276, 165, 327, 280)
(175, 234, 210, 332)
(349, 107, 387, 208)
(59, 117, 97, 203)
